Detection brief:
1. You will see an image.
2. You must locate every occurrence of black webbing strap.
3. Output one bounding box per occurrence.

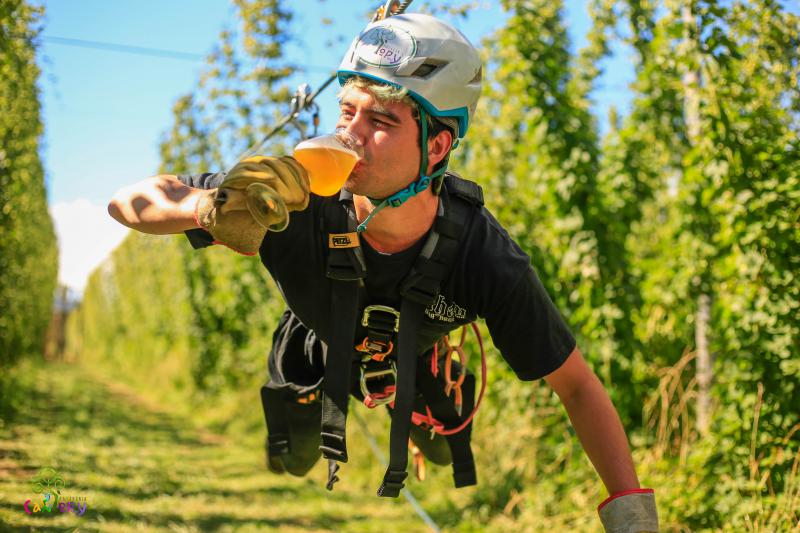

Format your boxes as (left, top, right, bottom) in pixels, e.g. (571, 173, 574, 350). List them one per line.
(320, 198, 364, 473)
(378, 184, 477, 497)
(416, 364, 477, 487)
(377, 298, 424, 497)
(260, 385, 290, 456)
(320, 279, 359, 465)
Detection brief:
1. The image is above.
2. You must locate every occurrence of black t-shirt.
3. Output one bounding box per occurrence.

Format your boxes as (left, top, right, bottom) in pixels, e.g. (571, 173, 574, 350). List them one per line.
(179, 173, 575, 381)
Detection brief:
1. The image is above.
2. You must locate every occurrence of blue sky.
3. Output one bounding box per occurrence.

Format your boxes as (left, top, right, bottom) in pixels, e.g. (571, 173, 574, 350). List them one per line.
(36, 0, 630, 291)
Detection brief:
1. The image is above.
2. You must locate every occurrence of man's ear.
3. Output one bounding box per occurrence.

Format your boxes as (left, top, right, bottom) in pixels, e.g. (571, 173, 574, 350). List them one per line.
(427, 129, 453, 171)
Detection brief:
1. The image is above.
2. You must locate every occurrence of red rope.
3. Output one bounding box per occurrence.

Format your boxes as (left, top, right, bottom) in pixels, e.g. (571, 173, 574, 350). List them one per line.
(412, 322, 487, 436)
(363, 385, 396, 409)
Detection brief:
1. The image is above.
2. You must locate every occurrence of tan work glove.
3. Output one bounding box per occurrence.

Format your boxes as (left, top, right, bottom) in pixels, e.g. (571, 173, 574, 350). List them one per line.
(598, 489, 659, 533)
(195, 156, 310, 255)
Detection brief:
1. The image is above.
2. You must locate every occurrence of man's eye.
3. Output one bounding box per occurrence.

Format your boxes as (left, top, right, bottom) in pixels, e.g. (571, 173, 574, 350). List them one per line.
(373, 119, 390, 127)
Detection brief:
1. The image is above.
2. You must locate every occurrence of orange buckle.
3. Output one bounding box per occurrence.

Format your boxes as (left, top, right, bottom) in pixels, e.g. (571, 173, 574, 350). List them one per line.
(356, 337, 394, 362)
(296, 390, 319, 404)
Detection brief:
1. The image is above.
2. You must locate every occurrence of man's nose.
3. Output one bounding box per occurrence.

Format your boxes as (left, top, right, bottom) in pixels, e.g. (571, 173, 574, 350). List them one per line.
(342, 113, 368, 146)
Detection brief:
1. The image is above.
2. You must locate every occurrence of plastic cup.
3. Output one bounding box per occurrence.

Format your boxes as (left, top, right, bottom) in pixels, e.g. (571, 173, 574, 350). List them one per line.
(293, 129, 363, 197)
(245, 183, 290, 231)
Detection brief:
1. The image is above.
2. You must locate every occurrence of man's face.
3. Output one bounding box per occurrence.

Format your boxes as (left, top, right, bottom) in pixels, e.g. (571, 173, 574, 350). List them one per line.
(335, 86, 421, 199)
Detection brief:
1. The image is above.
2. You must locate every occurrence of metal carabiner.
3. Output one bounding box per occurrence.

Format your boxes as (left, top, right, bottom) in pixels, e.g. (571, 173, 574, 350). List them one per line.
(359, 361, 397, 407)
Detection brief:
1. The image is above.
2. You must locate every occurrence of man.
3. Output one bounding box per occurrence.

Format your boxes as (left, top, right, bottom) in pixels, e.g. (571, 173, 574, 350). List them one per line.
(109, 12, 658, 532)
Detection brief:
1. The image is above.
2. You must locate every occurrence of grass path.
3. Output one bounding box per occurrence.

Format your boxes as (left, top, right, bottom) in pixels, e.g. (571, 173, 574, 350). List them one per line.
(0, 361, 432, 532)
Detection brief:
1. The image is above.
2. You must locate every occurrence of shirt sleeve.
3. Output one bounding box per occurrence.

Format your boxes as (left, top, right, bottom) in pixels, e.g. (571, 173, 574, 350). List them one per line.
(175, 172, 227, 250)
(484, 266, 576, 381)
(176, 172, 226, 190)
(465, 208, 576, 381)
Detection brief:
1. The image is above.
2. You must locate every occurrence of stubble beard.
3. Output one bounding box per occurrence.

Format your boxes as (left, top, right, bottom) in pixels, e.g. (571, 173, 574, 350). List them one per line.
(343, 168, 380, 198)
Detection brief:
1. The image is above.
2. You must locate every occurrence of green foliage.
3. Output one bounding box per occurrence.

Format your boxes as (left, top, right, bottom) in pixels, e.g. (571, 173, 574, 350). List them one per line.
(0, 0, 58, 366)
(66, 0, 799, 530)
(64, 232, 192, 403)
(458, 0, 644, 423)
(459, 0, 799, 529)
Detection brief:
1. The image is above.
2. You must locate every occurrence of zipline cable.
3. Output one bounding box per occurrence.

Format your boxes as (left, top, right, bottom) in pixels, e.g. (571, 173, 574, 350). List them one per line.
(231, 73, 337, 167)
(231, 0, 416, 165)
(350, 408, 442, 533)
(40, 35, 206, 61)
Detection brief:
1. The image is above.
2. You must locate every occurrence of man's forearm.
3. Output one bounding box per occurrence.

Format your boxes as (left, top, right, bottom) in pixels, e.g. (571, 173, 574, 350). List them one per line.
(559, 373, 640, 494)
(108, 175, 203, 235)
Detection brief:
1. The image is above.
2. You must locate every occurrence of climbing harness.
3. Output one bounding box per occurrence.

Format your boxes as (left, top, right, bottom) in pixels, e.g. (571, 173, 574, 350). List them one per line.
(316, 172, 486, 497)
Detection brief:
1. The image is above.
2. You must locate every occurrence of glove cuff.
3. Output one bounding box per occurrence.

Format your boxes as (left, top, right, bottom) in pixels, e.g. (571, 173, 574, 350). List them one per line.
(598, 488, 658, 533)
(598, 488, 654, 512)
(210, 239, 259, 256)
(195, 190, 218, 229)
(194, 190, 262, 256)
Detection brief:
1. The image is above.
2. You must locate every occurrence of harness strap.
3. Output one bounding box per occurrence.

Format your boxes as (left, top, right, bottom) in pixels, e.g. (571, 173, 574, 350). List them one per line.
(378, 182, 476, 497)
(320, 279, 359, 466)
(260, 386, 290, 457)
(323, 175, 484, 496)
(320, 200, 364, 475)
(377, 298, 424, 497)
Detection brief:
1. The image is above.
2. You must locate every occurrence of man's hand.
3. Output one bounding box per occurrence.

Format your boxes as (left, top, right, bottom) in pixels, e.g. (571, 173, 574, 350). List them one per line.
(196, 156, 310, 255)
(598, 489, 659, 533)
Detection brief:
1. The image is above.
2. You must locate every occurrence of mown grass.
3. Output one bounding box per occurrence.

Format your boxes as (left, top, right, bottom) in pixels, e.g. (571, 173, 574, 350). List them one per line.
(0, 360, 432, 532)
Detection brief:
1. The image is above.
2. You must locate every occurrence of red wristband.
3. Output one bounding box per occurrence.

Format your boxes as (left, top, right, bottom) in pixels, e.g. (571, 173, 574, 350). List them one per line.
(598, 488, 654, 512)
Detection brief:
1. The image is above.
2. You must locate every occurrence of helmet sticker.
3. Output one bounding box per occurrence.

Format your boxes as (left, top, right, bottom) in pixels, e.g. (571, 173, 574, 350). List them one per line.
(354, 25, 417, 68)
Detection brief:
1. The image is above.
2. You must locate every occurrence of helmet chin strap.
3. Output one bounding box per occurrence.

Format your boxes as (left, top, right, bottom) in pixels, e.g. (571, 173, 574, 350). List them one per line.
(357, 107, 450, 233)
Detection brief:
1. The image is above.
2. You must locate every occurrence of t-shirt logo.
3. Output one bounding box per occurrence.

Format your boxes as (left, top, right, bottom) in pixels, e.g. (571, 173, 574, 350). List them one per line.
(354, 25, 417, 68)
(425, 294, 467, 323)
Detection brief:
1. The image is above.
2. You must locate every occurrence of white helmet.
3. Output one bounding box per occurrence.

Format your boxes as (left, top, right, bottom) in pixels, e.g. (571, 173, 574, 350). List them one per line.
(337, 13, 482, 138)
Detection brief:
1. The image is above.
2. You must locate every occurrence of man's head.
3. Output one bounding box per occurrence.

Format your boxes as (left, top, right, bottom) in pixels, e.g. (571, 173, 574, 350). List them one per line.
(336, 13, 482, 207)
(336, 77, 456, 200)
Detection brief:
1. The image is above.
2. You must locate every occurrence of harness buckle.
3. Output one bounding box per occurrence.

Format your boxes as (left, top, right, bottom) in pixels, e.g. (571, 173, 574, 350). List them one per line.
(359, 361, 397, 408)
(357, 305, 401, 361)
(356, 337, 394, 362)
(361, 304, 400, 332)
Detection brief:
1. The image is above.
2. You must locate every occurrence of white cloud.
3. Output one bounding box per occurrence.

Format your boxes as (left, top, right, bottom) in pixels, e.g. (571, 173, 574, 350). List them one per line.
(50, 198, 130, 293)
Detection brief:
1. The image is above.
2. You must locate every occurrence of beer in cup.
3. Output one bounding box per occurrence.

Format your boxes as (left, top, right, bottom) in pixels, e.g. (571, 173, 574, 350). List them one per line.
(293, 129, 362, 196)
(244, 129, 362, 230)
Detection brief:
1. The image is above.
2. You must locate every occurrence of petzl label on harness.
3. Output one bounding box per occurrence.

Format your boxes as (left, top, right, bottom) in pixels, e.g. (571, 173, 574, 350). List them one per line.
(329, 232, 360, 249)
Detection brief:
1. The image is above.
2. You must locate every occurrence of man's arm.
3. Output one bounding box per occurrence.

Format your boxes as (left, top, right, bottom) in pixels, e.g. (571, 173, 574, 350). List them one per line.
(108, 175, 203, 235)
(544, 347, 640, 494)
